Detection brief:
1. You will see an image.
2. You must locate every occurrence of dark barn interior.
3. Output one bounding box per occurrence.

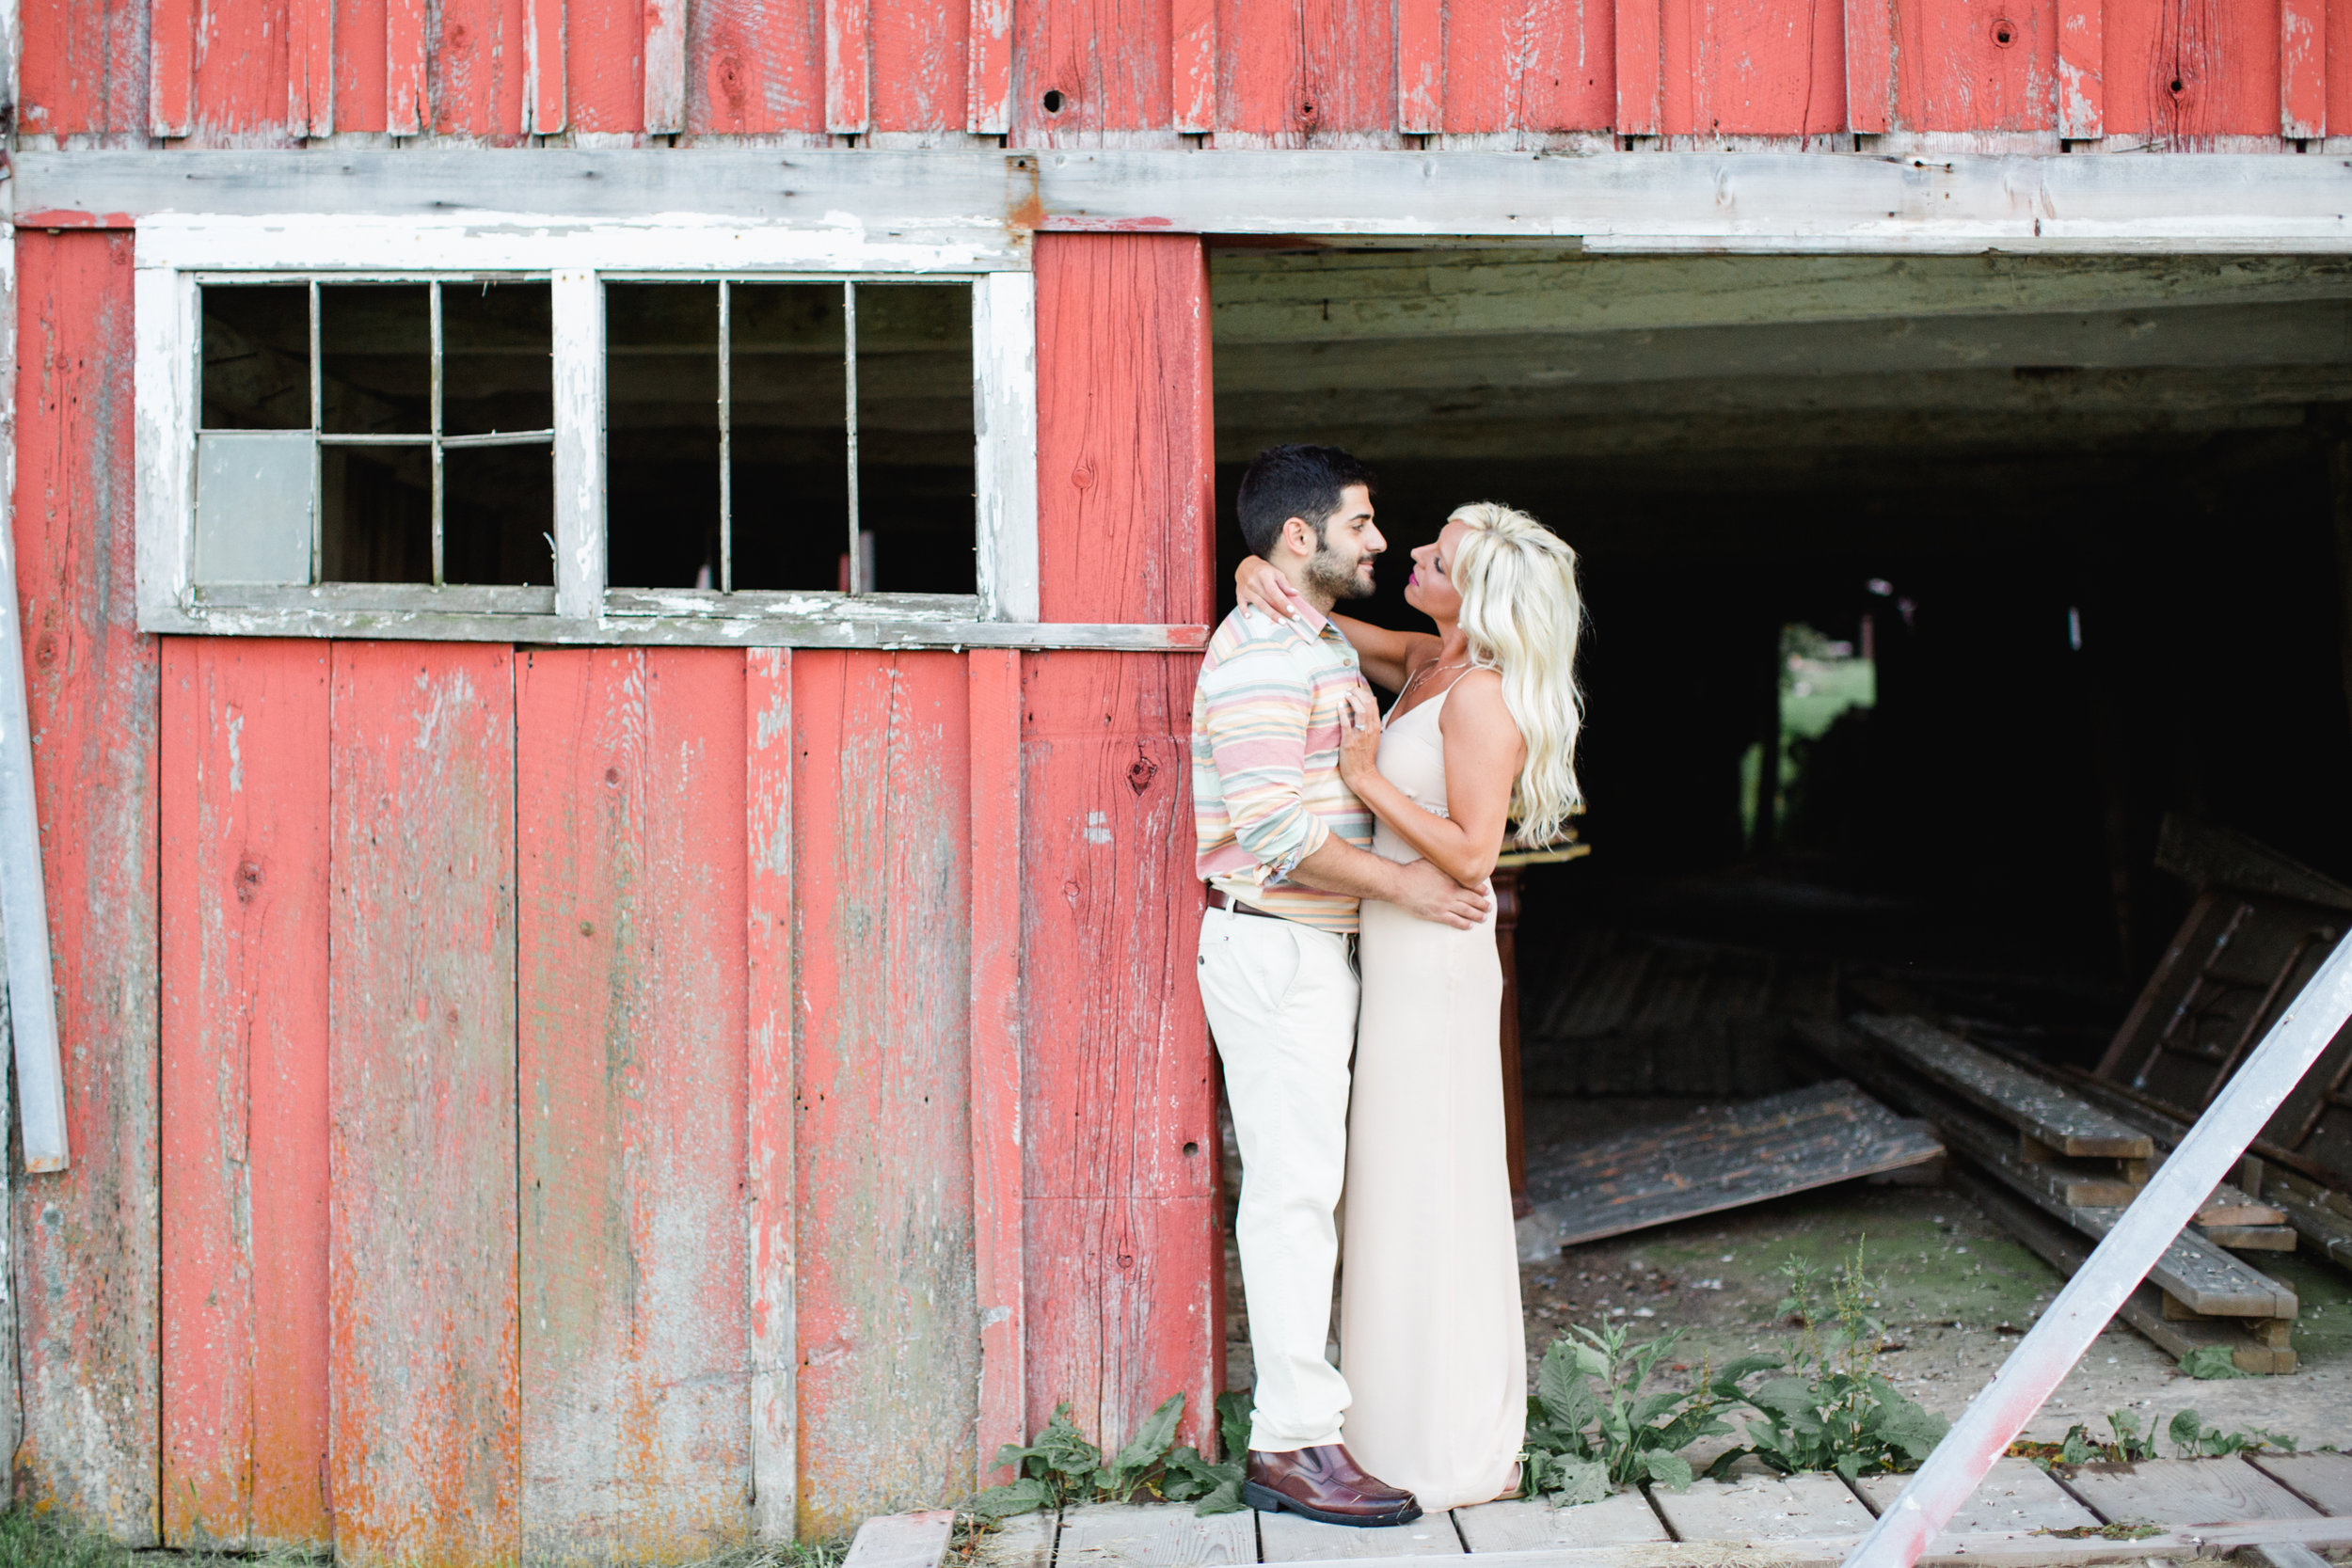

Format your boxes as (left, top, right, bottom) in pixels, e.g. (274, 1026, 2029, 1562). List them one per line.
(1209, 246, 2352, 1094)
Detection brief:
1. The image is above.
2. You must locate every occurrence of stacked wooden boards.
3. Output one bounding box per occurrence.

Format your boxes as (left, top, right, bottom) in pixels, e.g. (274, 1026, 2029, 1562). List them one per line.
(1799, 1014, 2302, 1372)
(932, 1452, 2352, 1568)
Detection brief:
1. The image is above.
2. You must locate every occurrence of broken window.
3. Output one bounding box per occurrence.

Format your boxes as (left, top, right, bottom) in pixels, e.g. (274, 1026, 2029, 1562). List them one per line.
(197, 279, 556, 588)
(604, 279, 977, 596)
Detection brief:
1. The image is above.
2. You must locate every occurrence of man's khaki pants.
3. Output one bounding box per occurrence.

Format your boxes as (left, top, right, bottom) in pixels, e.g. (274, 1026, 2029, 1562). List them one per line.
(1197, 904, 1359, 1454)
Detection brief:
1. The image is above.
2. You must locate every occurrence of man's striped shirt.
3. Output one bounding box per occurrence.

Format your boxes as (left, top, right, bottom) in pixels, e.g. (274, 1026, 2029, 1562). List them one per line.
(1190, 601, 1375, 935)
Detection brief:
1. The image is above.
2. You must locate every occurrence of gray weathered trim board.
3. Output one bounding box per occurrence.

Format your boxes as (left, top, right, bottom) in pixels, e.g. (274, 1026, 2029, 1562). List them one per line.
(20, 150, 2352, 252)
(145, 601, 1209, 650)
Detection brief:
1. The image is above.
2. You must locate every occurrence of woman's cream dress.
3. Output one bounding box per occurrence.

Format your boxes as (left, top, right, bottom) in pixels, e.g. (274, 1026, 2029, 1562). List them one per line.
(1338, 684, 1527, 1512)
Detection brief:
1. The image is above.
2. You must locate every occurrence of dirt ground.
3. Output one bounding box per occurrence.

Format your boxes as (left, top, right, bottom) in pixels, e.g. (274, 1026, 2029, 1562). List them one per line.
(1518, 1097, 2352, 1449)
(1223, 1095, 2352, 1452)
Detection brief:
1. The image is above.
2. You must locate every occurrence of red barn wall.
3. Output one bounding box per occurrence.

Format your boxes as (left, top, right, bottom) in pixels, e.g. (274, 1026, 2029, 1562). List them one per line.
(23, 0, 2344, 143)
(13, 225, 1221, 1555)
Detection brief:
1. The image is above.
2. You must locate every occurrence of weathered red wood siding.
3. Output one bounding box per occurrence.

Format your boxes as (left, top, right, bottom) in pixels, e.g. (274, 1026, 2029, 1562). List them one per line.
(792, 650, 981, 1537)
(13, 230, 162, 1544)
(327, 641, 521, 1568)
(22, 0, 2331, 139)
(1024, 233, 1220, 1455)
(516, 648, 751, 1560)
(161, 639, 332, 1551)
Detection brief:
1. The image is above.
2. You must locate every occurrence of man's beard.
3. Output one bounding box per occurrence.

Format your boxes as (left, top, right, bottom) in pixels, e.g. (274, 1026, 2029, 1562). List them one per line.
(1307, 545, 1376, 601)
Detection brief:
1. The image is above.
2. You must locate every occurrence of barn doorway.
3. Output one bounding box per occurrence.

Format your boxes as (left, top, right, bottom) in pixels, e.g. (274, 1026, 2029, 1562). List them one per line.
(1205, 244, 2352, 1407)
(1210, 244, 2352, 1085)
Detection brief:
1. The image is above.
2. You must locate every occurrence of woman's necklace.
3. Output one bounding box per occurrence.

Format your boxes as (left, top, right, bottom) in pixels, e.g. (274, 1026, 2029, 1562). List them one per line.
(1397, 653, 1471, 706)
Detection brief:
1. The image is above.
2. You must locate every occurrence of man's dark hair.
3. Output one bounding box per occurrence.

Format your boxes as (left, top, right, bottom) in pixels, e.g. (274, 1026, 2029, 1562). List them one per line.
(1235, 445, 1375, 559)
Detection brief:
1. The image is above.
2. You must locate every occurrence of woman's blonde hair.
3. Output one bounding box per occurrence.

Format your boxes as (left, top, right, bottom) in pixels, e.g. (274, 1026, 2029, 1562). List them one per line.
(1448, 502, 1585, 847)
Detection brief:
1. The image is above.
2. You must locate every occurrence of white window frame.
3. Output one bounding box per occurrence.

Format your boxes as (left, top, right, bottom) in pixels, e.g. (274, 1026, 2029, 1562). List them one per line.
(134, 214, 1046, 645)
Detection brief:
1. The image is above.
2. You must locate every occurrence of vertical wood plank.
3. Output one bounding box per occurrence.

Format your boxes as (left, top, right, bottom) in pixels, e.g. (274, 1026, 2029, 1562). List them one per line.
(386, 0, 427, 130)
(2285, 0, 2326, 133)
(1298, 0, 1399, 135)
(2058, 0, 2102, 133)
(1217, 0, 1303, 138)
(566, 0, 644, 132)
(1887, 0, 2056, 133)
(1845, 0, 1892, 129)
(436, 0, 530, 136)
(1018, 654, 1219, 1454)
(12, 230, 162, 1545)
(1034, 235, 1215, 626)
(968, 649, 1026, 1478)
(967, 0, 1012, 128)
(190, 0, 298, 138)
(690, 0, 822, 131)
(290, 0, 335, 133)
(2101, 0, 2280, 135)
(336, 0, 391, 130)
(746, 649, 797, 1538)
(327, 641, 518, 1568)
(1615, 0, 1664, 130)
(1398, 0, 1443, 132)
(871, 0, 963, 132)
(20, 0, 150, 135)
(1012, 0, 1174, 142)
(793, 652, 978, 1537)
(1657, 0, 1847, 134)
(2330, 0, 2352, 129)
(517, 647, 750, 1560)
(644, 0, 687, 130)
(1170, 0, 1215, 129)
(826, 0, 870, 130)
(1025, 233, 1218, 1456)
(1440, 0, 1617, 134)
(526, 0, 568, 130)
(161, 639, 332, 1551)
(150, 0, 197, 135)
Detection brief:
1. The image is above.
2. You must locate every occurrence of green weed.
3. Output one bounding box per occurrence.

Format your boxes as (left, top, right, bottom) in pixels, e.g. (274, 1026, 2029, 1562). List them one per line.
(2174, 1345, 2249, 1381)
(1520, 1324, 1770, 1499)
(0, 1513, 132, 1568)
(1723, 1245, 1948, 1483)
(970, 1390, 1250, 1522)
(2167, 1410, 2296, 1459)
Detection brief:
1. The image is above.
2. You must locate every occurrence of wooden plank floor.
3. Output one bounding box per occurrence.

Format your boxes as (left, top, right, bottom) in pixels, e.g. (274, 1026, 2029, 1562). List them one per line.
(950, 1454, 2352, 1568)
(1852, 1458, 2099, 1541)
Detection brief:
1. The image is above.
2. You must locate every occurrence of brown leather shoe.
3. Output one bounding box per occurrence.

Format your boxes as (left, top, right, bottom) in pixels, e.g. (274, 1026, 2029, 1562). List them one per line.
(1243, 1445, 1422, 1528)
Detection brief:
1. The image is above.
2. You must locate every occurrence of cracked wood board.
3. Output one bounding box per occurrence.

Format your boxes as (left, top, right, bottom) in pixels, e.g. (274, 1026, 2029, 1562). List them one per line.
(2056, 1456, 2319, 1530)
(1455, 1493, 1671, 1550)
(1259, 1509, 1464, 1558)
(845, 1510, 957, 1568)
(1514, 1081, 1943, 1256)
(2251, 1453, 2352, 1514)
(1057, 1502, 1256, 1568)
(1646, 1473, 1877, 1543)
(1852, 1460, 2101, 1539)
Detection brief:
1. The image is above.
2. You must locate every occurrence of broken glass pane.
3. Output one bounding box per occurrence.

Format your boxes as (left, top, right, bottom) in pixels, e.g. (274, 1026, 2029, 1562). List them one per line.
(854, 283, 975, 594)
(321, 284, 431, 436)
(321, 444, 431, 583)
(606, 282, 720, 589)
(201, 284, 310, 432)
(443, 446, 555, 587)
(729, 282, 847, 593)
(443, 281, 553, 437)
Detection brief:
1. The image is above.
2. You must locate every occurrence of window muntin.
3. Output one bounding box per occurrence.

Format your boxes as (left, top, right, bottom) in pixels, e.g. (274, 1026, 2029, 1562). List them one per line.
(196, 278, 556, 590)
(603, 278, 976, 599)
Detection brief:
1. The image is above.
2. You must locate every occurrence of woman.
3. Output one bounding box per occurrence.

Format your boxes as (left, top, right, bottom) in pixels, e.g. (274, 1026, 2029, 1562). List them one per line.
(1236, 500, 1585, 1512)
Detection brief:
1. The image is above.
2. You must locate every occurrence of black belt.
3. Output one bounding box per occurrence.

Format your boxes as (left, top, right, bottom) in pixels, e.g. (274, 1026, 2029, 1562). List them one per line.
(1206, 887, 1281, 920)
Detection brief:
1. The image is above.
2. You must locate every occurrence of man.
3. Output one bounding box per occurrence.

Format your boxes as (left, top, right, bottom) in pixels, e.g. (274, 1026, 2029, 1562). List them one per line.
(1191, 445, 1490, 1528)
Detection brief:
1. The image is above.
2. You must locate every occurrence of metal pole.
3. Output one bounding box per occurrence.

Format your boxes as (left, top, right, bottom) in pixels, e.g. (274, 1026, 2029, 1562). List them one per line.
(0, 497, 68, 1172)
(1843, 931, 2352, 1568)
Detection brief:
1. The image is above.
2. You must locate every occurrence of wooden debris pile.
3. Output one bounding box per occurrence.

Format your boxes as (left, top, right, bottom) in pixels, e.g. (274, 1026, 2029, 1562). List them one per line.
(1799, 1012, 2302, 1373)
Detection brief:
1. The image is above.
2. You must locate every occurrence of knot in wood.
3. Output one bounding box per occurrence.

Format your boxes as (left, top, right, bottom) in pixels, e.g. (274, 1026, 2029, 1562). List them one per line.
(1125, 753, 1158, 794)
(235, 859, 263, 904)
(1071, 460, 1096, 492)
